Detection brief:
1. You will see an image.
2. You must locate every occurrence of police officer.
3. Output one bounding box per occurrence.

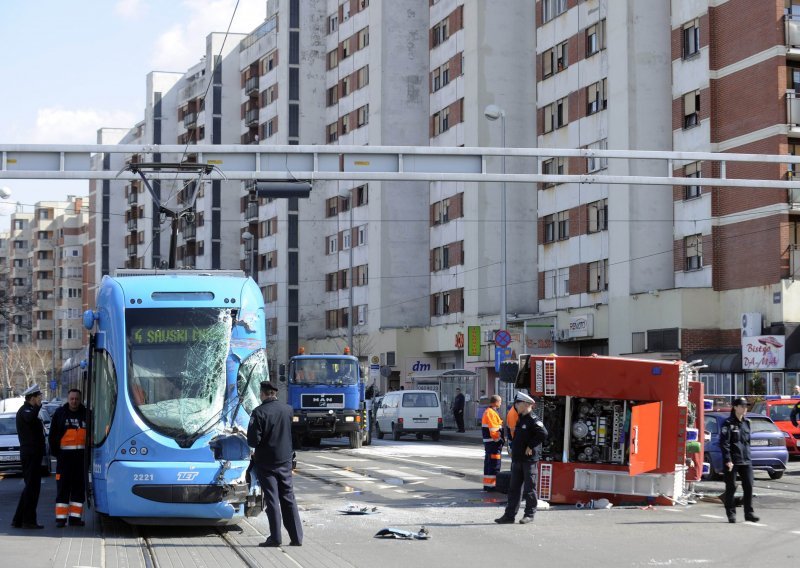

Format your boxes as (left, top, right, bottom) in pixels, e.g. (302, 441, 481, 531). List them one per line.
(11, 384, 46, 529)
(495, 392, 548, 525)
(49, 388, 87, 527)
(247, 381, 303, 547)
(720, 397, 759, 524)
(790, 390, 800, 427)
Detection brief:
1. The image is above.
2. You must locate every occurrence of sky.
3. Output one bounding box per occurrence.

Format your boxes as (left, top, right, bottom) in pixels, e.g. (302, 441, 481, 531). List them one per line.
(0, 0, 268, 223)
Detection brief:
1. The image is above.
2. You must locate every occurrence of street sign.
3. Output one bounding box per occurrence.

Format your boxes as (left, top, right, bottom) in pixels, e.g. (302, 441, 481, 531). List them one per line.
(49, 380, 57, 391)
(495, 347, 512, 373)
(467, 326, 481, 356)
(494, 329, 511, 348)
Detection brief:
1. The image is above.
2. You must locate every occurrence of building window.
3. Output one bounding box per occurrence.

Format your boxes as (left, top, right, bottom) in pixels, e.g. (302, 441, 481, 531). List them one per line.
(544, 214, 556, 243)
(327, 49, 338, 70)
(342, 76, 351, 97)
(326, 197, 338, 217)
(586, 79, 607, 115)
(542, 41, 568, 78)
(328, 122, 338, 143)
(433, 107, 451, 136)
(543, 97, 568, 133)
(541, 156, 566, 188)
(358, 66, 369, 89)
(327, 85, 338, 107)
(682, 19, 700, 59)
(586, 20, 606, 57)
(343, 230, 351, 250)
(683, 90, 700, 128)
(685, 234, 703, 270)
(328, 235, 338, 254)
(542, 0, 567, 23)
(684, 161, 701, 199)
(433, 247, 443, 271)
(342, 39, 351, 59)
(358, 27, 369, 49)
(557, 211, 569, 240)
(328, 14, 338, 33)
(356, 264, 368, 286)
(326, 310, 340, 330)
(358, 225, 367, 246)
(340, 115, 350, 135)
(557, 267, 570, 297)
(357, 104, 369, 127)
(647, 328, 679, 351)
(432, 19, 449, 46)
(588, 199, 608, 232)
(356, 184, 368, 206)
(588, 259, 608, 292)
(326, 272, 337, 292)
(357, 305, 367, 325)
(587, 139, 608, 172)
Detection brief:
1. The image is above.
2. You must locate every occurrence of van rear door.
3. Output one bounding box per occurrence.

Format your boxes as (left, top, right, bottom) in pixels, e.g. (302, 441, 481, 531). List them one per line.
(402, 392, 441, 429)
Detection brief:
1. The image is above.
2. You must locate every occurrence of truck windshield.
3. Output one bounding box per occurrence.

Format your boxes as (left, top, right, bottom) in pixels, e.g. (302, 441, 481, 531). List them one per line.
(290, 358, 358, 385)
(126, 308, 233, 439)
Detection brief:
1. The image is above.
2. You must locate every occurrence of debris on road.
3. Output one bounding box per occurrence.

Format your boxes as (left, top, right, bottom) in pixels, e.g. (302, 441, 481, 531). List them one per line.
(340, 504, 379, 515)
(374, 526, 430, 540)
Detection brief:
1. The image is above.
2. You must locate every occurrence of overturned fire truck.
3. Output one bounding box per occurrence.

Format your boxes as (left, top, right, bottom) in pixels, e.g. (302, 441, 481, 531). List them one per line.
(514, 355, 704, 506)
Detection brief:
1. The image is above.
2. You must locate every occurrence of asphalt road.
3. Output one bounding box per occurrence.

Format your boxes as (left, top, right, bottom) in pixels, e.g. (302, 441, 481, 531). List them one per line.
(1, 437, 798, 567)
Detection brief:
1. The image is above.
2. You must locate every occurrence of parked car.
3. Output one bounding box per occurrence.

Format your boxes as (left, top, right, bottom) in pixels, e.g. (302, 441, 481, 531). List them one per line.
(374, 390, 443, 441)
(703, 411, 788, 480)
(0, 411, 52, 476)
(42, 400, 64, 418)
(751, 396, 800, 457)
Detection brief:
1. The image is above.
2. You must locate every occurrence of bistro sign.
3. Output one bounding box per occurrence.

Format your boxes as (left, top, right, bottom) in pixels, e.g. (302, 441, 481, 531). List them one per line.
(741, 335, 785, 370)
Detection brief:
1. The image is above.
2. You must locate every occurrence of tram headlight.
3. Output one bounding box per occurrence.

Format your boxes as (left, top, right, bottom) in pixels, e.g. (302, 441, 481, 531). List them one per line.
(292, 416, 299, 423)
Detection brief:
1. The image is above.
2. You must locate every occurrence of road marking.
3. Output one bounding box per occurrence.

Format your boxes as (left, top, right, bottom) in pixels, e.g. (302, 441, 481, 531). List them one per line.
(701, 514, 725, 519)
(320, 455, 368, 462)
(791, 530, 800, 535)
(375, 469, 426, 481)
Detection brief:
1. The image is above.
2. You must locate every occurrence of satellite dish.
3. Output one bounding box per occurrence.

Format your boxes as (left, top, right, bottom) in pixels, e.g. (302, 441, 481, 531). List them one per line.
(380, 366, 391, 378)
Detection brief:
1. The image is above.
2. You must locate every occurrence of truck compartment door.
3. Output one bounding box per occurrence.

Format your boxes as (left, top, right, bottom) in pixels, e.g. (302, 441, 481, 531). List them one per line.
(629, 402, 662, 475)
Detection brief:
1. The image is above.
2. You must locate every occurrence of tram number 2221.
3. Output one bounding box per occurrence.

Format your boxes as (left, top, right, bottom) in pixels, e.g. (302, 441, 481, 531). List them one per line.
(133, 473, 155, 481)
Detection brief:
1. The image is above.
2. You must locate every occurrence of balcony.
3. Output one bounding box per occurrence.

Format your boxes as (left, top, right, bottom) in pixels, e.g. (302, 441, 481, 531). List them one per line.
(127, 218, 137, 231)
(33, 239, 53, 252)
(34, 259, 54, 271)
(245, 108, 259, 127)
(244, 180, 257, 193)
(183, 112, 198, 128)
(183, 255, 196, 268)
(184, 224, 196, 239)
(787, 15, 800, 59)
(33, 319, 54, 332)
(128, 190, 138, 204)
(245, 201, 259, 220)
(245, 76, 259, 96)
(32, 279, 54, 291)
(127, 244, 138, 257)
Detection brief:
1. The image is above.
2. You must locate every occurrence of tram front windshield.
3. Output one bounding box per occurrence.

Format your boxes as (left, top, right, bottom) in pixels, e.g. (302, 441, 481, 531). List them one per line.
(126, 308, 233, 439)
(289, 358, 358, 385)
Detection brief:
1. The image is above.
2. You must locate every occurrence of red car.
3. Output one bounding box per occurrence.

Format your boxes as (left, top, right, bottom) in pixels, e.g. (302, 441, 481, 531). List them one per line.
(751, 396, 800, 456)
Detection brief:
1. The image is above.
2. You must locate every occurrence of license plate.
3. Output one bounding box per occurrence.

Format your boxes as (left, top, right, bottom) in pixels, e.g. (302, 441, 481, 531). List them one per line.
(412, 418, 428, 422)
(751, 439, 768, 446)
(0, 454, 19, 462)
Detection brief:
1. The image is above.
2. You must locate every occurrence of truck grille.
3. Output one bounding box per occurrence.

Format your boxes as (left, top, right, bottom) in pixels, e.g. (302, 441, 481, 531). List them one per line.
(301, 393, 344, 409)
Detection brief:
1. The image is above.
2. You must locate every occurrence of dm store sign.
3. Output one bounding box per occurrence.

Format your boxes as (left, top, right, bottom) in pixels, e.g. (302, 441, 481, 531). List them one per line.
(741, 335, 785, 370)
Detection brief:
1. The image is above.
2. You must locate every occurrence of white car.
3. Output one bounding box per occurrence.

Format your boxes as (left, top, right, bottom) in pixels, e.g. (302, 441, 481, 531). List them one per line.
(374, 390, 443, 441)
(0, 411, 52, 476)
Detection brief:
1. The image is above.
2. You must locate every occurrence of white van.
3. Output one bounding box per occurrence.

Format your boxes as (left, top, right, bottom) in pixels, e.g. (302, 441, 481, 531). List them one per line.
(374, 390, 443, 441)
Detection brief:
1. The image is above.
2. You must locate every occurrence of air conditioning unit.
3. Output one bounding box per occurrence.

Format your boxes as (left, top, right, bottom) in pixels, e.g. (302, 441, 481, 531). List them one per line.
(557, 329, 570, 341)
(483, 330, 495, 343)
(741, 313, 762, 338)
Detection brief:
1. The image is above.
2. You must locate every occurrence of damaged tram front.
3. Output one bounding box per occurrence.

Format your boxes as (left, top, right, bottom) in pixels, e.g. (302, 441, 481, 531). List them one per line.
(82, 270, 267, 523)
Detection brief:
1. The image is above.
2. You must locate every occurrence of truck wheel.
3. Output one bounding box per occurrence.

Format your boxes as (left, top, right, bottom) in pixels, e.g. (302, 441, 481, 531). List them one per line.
(376, 424, 384, 440)
(392, 423, 401, 441)
(349, 430, 362, 449)
(431, 431, 440, 442)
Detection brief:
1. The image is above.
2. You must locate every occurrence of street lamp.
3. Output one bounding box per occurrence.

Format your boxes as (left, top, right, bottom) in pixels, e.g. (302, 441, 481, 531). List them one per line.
(484, 104, 507, 331)
(0, 186, 11, 199)
(241, 231, 255, 279)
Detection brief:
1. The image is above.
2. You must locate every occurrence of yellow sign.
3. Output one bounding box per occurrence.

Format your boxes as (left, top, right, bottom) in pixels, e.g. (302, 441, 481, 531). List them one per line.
(467, 326, 481, 357)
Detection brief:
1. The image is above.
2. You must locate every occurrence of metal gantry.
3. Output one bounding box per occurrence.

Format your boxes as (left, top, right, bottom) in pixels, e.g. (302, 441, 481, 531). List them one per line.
(1, 144, 800, 190)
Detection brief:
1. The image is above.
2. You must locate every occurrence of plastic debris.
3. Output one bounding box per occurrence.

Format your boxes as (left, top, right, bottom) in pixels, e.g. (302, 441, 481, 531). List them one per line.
(374, 526, 430, 540)
(340, 504, 379, 515)
(576, 498, 612, 510)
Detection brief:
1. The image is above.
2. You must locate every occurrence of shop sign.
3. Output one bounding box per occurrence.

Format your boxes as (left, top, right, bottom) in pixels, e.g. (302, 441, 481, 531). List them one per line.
(568, 314, 594, 338)
(741, 335, 785, 370)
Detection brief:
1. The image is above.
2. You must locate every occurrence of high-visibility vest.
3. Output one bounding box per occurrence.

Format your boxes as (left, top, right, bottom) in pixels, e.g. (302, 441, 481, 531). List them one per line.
(481, 407, 503, 442)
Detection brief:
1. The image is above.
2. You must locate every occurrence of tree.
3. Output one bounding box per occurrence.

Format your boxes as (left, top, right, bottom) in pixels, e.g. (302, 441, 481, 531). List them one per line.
(0, 287, 34, 330)
(2, 344, 51, 396)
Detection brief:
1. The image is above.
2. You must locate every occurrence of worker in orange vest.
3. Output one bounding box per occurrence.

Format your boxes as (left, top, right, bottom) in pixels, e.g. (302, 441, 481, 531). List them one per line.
(506, 404, 519, 453)
(48, 389, 87, 527)
(481, 395, 504, 491)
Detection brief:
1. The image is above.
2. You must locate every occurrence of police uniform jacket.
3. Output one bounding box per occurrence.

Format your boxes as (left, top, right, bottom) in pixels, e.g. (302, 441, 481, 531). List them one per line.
(16, 402, 46, 455)
(720, 414, 752, 465)
(48, 403, 87, 458)
(510, 412, 548, 463)
(791, 401, 800, 427)
(247, 398, 294, 467)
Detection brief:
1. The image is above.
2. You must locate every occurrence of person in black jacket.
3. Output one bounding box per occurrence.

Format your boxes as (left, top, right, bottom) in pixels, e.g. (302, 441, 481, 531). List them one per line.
(452, 388, 466, 432)
(247, 381, 303, 547)
(49, 389, 88, 527)
(720, 397, 759, 524)
(495, 392, 548, 525)
(12, 384, 46, 529)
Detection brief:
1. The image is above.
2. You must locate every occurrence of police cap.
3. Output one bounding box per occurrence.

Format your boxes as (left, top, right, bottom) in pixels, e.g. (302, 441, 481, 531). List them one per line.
(731, 396, 749, 407)
(22, 384, 42, 398)
(260, 380, 279, 392)
(514, 391, 535, 404)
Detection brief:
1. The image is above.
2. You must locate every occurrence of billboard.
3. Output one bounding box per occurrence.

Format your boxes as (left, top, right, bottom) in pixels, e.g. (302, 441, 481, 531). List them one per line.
(741, 335, 785, 370)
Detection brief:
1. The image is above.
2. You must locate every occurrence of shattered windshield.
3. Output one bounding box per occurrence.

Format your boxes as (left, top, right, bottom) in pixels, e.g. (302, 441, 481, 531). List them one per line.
(289, 358, 358, 386)
(126, 308, 232, 439)
(237, 349, 269, 415)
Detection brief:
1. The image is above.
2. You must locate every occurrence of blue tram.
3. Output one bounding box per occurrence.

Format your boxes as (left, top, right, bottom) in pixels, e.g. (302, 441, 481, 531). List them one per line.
(82, 270, 267, 523)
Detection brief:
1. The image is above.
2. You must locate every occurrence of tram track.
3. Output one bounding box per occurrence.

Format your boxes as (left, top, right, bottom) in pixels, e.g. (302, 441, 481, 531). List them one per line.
(137, 523, 268, 568)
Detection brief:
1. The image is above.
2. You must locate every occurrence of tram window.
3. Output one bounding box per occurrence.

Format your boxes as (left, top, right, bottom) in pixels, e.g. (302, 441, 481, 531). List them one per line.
(238, 349, 269, 415)
(92, 350, 118, 447)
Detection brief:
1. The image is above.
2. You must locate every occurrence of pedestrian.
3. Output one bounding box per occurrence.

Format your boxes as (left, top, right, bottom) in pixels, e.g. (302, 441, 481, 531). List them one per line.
(452, 388, 466, 432)
(49, 389, 87, 527)
(11, 384, 46, 529)
(495, 392, 547, 525)
(720, 397, 759, 524)
(247, 381, 303, 547)
(793, 384, 800, 395)
(789, 391, 800, 427)
(481, 394, 504, 491)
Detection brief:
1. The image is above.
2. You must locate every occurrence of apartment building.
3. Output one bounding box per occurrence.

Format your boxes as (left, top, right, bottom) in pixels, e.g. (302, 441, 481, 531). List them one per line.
(6, 209, 33, 347)
(0, 230, 9, 350)
(534, 0, 800, 397)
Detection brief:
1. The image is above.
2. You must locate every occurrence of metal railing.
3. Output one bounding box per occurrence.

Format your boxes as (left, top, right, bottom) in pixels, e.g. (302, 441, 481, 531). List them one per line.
(183, 112, 198, 128)
(245, 77, 259, 96)
(127, 190, 138, 204)
(791, 244, 800, 280)
(787, 91, 800, 126)
(245, 108, 259, 126)
(245, 201, 259, 220)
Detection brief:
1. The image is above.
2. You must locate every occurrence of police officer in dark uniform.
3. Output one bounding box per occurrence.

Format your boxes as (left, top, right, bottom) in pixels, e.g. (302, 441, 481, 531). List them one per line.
(790, 392, 800, 428)
(720, 397, 759, 524)
(247, 381, 303, 547)
(11, 384, 46, 529)
(495, 392, 548, 525)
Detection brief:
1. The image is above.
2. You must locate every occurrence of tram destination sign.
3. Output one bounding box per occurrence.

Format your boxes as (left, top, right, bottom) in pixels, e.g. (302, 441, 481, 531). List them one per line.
(130, 326, 218, 345)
